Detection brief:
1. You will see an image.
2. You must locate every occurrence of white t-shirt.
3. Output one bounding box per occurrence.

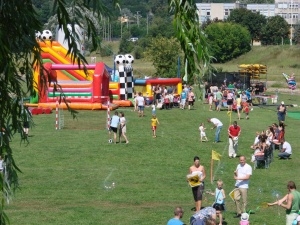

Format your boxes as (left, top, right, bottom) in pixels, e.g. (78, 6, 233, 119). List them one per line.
(136, 96, 145, 106)
(235, 163, 252, 188)
(120, 117, 126, 125)
(211, 118, 223, 127)
(282, 141, 292, 154)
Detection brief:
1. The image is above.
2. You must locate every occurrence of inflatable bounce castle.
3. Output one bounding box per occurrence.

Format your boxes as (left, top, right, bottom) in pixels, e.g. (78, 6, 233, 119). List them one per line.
(30, 29, 183, 110)
(30, 30, 135, 110)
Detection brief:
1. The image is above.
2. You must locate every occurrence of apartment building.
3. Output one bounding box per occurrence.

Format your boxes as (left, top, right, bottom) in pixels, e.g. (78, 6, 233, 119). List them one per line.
(196, 1, 299, 26)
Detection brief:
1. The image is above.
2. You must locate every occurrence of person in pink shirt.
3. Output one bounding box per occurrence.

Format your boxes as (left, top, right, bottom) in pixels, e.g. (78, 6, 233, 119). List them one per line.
(188, 89, 195, 110)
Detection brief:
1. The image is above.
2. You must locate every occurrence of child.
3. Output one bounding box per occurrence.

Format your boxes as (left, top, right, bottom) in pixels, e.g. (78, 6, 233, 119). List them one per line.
(151, 115, 160, 138)
(151, 104, 156, 115)
(119, 112, 129, 144)
(199, 123, 208, 142)
(242, 102, 250, 120)
(207, 180, 225, 225)
(208, 93, 214, 111)
(240, 213, 250, 225)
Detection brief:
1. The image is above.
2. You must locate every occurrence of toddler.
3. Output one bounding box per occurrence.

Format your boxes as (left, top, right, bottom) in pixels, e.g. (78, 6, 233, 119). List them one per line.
(240, 213, 249, 225)
(199, 123, 208, 142)
(208, 93, 214, 111)
(151, 104, 156, 115)
(242, 102, 250, 120)
(151, 115, 160, 138)
(207, 180, 225, 225)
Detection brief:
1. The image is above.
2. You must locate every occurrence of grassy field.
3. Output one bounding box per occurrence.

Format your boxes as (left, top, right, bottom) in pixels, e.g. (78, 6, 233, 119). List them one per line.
(97, 42, 300, 85)
(6, 92, 300, 225)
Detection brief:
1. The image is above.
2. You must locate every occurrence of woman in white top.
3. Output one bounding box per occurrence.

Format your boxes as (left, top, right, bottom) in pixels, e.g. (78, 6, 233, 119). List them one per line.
(119, 112, 129, 144)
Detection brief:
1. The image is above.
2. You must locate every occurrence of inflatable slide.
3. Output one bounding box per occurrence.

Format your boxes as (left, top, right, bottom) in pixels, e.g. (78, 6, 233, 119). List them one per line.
(32, 41, 117, 110)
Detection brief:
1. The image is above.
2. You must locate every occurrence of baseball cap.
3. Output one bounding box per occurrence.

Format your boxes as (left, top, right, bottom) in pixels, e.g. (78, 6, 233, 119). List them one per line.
(281, 101, 285, 105)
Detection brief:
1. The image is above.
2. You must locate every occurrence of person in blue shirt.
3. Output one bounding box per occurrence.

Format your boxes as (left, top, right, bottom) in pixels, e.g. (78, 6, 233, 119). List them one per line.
(180, 91, 187, 109)
(109, 111, 120, 144)
(167, 207, 185, 225)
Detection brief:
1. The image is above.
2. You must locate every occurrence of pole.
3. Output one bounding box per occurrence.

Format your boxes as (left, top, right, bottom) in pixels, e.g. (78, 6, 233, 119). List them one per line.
(107, 98, 110, 131)
(121, 17, 122, 38)
(290, 0, 293, 45)
(55, 98, 58, 130)
(210, 158, 213, 183)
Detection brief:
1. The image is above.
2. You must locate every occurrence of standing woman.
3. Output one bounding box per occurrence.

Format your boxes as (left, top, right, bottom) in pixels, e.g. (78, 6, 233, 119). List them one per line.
(227, 90, 234, 112)
(119, 112, 129, 144)
(188, 156, 206, 212)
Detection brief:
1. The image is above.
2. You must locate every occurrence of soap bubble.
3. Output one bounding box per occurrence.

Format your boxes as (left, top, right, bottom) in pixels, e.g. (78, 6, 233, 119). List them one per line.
(272, 190, 281, 199)
(104, 182, 116, 190)
(103, 168, 117, 191)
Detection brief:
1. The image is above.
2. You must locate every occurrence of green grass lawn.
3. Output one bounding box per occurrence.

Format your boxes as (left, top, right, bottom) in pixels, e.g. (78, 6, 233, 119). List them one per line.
(6, 92, 300, 225)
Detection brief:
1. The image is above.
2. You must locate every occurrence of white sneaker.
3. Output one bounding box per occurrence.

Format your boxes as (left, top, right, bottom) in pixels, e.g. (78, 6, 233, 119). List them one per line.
(233, 154, 237, 158)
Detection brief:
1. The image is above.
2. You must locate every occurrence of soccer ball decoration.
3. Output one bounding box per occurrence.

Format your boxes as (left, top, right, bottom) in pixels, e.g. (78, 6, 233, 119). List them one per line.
(35, 31, 41, 40)
(41, 30, 53, 41)
(124, 54, 134, 64)
(108, 139, 113, 143)
(114, 55, 125, 65)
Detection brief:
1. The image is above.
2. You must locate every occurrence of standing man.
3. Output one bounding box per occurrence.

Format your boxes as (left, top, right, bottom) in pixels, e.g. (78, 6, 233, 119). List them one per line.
(208, 118, 223, 143)
(188, 156, 206, 212)
(277, 101, 287, 124)
(228, 121, 241, 158)
(135, 92, 145, 117)
(166, 207, 185, 225)
(233, 156, 252, 218)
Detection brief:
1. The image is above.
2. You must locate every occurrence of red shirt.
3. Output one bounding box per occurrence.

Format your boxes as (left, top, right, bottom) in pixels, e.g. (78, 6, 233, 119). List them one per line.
(228, 125, 241, 137)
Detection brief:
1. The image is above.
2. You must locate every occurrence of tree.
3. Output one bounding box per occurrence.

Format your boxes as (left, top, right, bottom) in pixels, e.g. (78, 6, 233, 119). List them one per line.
(227, 8, 266, 45)
(170, 0, 212, 84)
(260, 16, 289, 45)
(144, 37, 182, 77)
(119, 31, 135, 53)
(0, 0, 210, 223)
(293, 23, 300, 45)
(0, 0, 118, 224)
(205, 22, 251, 63)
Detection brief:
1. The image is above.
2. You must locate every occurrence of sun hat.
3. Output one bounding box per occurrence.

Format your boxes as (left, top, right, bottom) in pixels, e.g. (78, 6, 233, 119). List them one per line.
(241, 213, 249, 221)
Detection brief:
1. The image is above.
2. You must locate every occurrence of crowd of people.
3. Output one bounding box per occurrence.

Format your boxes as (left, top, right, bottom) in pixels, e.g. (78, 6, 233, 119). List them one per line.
(169, 155, 252, 225)
(108, 81, 295, 224)
(134, 84, 196, 111)
(165, 103, 293, 225)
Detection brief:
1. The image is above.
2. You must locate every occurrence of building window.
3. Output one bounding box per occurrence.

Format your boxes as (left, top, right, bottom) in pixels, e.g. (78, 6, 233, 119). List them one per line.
(278, 3, 288, 9)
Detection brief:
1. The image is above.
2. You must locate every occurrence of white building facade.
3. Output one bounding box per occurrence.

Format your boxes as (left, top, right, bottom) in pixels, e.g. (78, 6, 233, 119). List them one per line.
(196, 1, 299, 26)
